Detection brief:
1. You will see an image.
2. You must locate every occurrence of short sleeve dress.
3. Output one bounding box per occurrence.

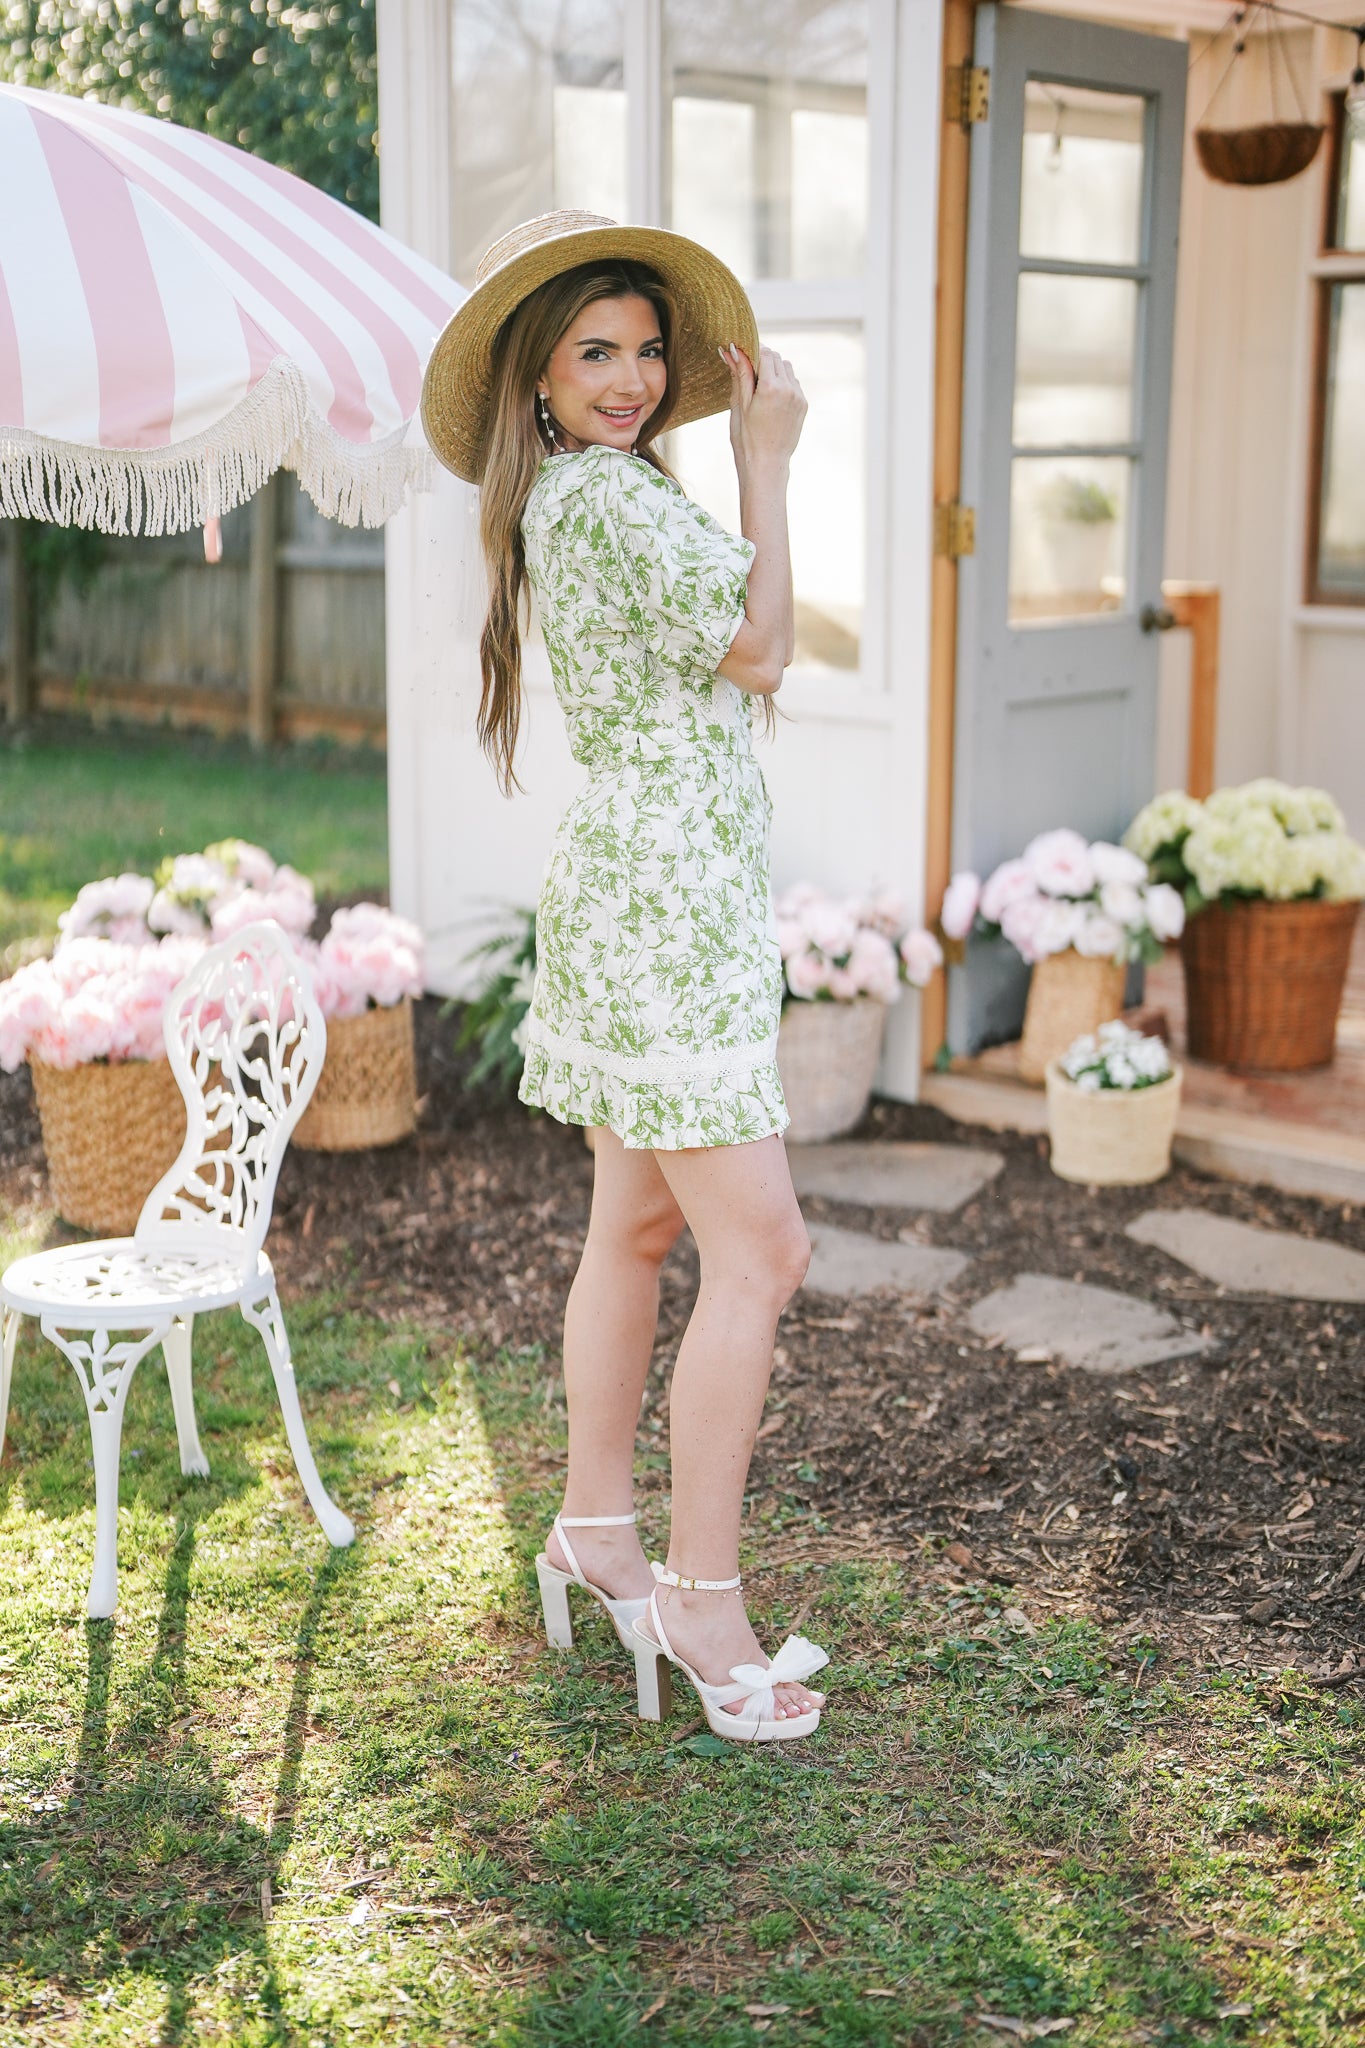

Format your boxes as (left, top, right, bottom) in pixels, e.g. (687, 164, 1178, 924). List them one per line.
(516, 443, 789, 1150)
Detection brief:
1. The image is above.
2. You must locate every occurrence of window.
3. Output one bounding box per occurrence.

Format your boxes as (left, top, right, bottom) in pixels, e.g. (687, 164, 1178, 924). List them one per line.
(446, 0, 873, 676)
(1307, 92, 1365, 603)
(662, 2, 870, 670)
(449, 2, 626, 289)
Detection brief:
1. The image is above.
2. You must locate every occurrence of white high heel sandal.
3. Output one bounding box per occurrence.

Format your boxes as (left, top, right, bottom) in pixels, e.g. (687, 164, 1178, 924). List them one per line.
(630, 1563, 830, 1744)
(535, 1511, 652, 1651)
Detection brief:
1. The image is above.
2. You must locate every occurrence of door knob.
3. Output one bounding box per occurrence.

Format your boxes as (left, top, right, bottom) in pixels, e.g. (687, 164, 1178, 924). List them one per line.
(1141, 603, 1177, 633)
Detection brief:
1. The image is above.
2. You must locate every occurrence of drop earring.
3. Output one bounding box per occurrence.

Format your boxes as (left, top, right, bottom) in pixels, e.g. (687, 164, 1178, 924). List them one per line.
(538, 392, 559, 452)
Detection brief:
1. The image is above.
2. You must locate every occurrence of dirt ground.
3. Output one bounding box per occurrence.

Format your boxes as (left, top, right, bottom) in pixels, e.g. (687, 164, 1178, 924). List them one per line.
(3, 994, 1362, 1684)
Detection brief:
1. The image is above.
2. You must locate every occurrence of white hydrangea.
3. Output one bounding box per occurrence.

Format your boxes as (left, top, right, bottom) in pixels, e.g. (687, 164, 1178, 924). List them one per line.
(1123, 790, 1204, 863)
(1060, 1019, 1172, 1091)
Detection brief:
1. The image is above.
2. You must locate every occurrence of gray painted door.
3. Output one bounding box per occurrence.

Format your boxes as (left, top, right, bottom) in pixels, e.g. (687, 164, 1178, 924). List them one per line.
(950, 6, 1187, 1052)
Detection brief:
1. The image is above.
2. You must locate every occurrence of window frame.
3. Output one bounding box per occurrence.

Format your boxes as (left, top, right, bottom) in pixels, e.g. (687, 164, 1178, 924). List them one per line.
(622, 0, 893, 690)
(1304, 90, 1365, 607)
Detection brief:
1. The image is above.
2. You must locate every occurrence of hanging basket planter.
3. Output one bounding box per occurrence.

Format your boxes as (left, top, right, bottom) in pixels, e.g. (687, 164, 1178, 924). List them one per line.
(1194, 121, 1323, 186)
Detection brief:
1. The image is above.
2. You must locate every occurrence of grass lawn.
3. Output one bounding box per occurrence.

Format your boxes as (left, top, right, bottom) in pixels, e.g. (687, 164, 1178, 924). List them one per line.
(0, 1204, 1360, 2046)
(0, 718, 388, 956)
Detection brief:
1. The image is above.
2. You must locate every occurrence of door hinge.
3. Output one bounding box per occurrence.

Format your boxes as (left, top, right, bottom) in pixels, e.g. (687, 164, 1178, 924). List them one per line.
(945, 63, 990, 126)
(934, 502, 976, 559)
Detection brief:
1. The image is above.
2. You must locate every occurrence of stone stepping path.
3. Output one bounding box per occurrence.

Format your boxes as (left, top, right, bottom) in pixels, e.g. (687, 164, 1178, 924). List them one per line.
(787, 1139, 1003, 1214)
(803, 1222, 970, 1302)
(967, 1273, 1213, 1375)
(1127, 1207, 1365, 1303)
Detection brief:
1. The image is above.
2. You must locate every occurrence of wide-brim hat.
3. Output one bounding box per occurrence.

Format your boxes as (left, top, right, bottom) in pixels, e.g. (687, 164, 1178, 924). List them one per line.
(420, 208, 760, 485)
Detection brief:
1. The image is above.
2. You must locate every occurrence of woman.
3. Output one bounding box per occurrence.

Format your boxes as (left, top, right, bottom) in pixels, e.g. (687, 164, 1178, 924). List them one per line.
(421, 210, 828, 1742)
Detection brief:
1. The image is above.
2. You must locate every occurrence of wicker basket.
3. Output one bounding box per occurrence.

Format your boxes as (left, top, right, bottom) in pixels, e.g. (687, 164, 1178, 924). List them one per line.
(1045, 1061, 1183, 1186)
(1194, 122, 1323, 187)
(30, 1056, 187, 1235)
(1019, 950, 1126, 1084)
(777, 996, 887, 1144)
(1180, 897, 1360, 1071)
(293, 996, 417, 1151)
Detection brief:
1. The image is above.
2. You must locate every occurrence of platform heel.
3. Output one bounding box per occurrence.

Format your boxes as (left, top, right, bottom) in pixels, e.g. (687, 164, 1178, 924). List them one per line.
(534, 1511, 652, 1653)
(632, 1629, 674, 1721)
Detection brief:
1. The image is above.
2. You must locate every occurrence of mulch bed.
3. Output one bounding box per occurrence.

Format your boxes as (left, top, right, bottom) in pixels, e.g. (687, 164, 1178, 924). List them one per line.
(3, 994, 1361, 1683)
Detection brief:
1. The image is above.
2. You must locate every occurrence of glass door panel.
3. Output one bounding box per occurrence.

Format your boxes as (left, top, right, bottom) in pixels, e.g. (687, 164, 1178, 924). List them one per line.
(1013, 273, 1138, 444)
(1019, 83, 1146, 264)
(1009, 455, 1131, 618)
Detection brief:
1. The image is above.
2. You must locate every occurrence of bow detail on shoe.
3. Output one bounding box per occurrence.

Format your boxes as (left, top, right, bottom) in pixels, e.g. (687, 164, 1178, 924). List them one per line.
(728, 1634, 829, 1693)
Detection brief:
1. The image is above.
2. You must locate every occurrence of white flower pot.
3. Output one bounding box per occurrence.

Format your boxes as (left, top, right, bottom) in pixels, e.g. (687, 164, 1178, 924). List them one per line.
(777, 996, 887, 1144)
(1045, 1061, 1183, 1186)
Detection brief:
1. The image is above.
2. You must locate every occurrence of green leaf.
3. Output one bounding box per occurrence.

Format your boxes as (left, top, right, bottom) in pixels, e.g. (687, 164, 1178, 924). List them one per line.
(677, 1733, 732, 1758)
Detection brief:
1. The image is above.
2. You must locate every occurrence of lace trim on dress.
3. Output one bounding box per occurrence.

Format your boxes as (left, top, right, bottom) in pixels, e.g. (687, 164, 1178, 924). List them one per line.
(522, 1017, 779, 1086)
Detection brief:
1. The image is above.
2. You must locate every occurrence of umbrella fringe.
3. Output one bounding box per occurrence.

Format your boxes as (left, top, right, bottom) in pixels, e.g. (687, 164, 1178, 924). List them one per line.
(0, 358, 434, 536)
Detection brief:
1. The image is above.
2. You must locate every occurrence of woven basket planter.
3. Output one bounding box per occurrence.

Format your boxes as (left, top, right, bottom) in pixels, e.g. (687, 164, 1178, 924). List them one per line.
(293, 996, 417, 1151)
(30, 1056, 186, 1235)
(1194, 122, 1323, 187)
(777, 996, 887, 1144)
(1019, 950, 1126, 1084)
(1180, 897, 1360, 1071)
(1045, 1062, 1183, 1186)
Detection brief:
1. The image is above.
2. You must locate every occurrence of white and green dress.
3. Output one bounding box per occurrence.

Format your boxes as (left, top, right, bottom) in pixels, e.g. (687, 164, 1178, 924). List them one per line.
(517, 442, 789, 1150)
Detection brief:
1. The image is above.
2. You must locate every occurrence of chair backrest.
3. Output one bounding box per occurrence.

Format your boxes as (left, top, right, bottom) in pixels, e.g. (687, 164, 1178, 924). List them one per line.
(134, 921, 326, 1264)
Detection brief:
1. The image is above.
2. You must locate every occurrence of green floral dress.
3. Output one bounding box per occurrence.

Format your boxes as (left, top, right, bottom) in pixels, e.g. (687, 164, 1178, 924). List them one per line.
(517, 443, 789, 1150)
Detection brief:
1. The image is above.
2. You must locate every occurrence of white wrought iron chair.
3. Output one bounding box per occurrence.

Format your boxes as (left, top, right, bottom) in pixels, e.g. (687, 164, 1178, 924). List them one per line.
(0, 920, 354, 1618)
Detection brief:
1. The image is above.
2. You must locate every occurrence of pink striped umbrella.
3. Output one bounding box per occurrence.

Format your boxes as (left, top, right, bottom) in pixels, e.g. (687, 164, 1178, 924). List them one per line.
(0, 84, 464, 535)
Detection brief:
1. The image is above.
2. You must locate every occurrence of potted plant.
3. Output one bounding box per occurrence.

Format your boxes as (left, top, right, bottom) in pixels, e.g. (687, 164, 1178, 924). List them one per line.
(1124, 780, 1365, 1071)
(1046, 1021, 1182, 1185)
(0, 934, 207, 1233)
(940, 833, 1186, 1081)
(1037, 472, 1118, 600)
(775, 883, 941, 1143)
(292, 906, 425, 1151)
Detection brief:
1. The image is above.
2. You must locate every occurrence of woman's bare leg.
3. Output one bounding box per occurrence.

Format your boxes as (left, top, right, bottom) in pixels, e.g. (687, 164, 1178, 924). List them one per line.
(545, 1128, 685, 1599)
(645, 1135, 822, 1721)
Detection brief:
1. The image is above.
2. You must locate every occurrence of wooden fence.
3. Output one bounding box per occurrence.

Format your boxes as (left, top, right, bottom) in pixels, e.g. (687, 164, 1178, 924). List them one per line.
(0, 474, 386, 746)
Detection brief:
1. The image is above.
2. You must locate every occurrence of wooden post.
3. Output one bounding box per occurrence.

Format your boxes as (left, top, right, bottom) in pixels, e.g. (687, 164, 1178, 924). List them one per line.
(5, 522, 32, 722)
(922, 0, 976, 1066)
(247, 474, 280, 748)
(1161, 580, 1220, 799)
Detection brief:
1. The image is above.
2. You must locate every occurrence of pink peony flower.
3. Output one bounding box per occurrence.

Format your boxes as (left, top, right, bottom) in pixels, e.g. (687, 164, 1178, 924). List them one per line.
(802, 900, 858, 960)
(980, 859, 1037, 924)
(775, 881, 821, 919)
(1000, 893, 1048, 964)
(849, 927, 902, 1002)
(1073, 911, 1125, 961)
(1088, 841, 1148, 888)
(1144, 883, 1185, 943)
(1099, 880, 1146, 930)
(775, 916, 806, 960)
(939, 870, 982, 942)
(1032, 899, 1086, 958)
(1023, 828, 1095, 899)
(860, 888, 907, 939)
(784, 948, 830, 1000)
(899, 928, 944, 988)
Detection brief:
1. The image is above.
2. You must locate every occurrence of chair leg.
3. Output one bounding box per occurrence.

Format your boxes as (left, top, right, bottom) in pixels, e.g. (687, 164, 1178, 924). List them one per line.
(1, 1307, 19, 1464)
(239, 1287, 354, 1548)
(162, 1315, 210, 1478)
(40, 1317, 169, 1620)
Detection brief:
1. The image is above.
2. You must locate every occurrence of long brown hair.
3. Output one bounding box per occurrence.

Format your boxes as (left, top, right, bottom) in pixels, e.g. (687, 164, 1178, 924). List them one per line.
(477, 260, 680, 794)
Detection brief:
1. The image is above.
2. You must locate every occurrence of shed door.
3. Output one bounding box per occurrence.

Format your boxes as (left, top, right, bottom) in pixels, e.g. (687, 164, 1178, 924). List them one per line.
(949, 5, 1187, 1052)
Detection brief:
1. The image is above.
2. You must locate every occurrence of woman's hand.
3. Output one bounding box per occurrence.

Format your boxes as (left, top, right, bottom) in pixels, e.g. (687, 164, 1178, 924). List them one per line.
(721, 342, 806, 487)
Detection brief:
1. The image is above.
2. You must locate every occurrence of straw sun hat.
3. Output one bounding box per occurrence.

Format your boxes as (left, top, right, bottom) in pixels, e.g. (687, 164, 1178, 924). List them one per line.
(420, 208, 760, 485)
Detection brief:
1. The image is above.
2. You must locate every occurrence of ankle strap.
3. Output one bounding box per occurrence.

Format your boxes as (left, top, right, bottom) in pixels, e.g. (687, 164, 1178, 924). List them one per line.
(558, 1512, 636, 1526)
(654, 1563, 742, 1592)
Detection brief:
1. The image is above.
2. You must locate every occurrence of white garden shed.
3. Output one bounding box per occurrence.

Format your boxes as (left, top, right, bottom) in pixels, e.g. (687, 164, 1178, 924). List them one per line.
(375, 0, 1365, 1091)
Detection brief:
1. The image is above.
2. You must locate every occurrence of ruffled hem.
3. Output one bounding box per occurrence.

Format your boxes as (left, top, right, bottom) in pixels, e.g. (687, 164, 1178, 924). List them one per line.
(519, 1043, 789, 1151)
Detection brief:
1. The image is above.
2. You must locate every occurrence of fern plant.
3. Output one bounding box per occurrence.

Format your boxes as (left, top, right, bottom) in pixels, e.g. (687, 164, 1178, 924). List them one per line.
(453, 908, 537, 1095)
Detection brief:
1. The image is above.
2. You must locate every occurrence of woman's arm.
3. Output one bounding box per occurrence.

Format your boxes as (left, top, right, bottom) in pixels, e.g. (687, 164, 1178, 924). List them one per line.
(717, 344, 805, 697)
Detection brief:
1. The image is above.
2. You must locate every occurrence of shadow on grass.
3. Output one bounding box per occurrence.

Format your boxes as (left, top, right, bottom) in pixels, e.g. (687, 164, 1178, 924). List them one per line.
(1, 1506, 348, 2046)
